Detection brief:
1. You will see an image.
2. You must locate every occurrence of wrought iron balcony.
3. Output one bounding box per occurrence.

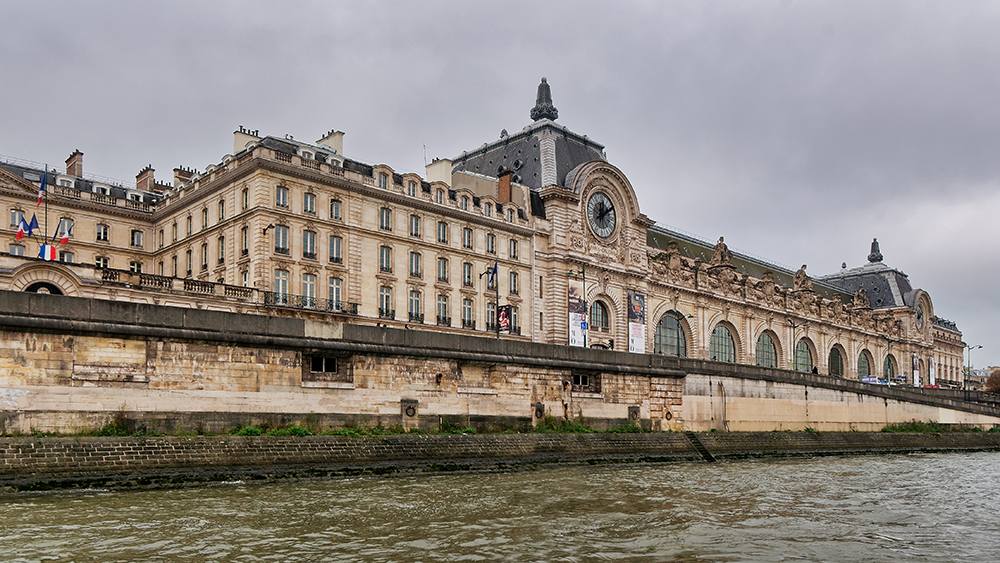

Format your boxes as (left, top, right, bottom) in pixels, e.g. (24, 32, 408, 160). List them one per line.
(409, 312, 424, 323)
(437, 315, 451, 326)
(462, 319, 476, 330)
(379, 307, 395, 319)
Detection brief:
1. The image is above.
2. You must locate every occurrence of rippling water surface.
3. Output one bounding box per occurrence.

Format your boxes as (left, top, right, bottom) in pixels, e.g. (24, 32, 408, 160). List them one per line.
(3, 452, 999, 562)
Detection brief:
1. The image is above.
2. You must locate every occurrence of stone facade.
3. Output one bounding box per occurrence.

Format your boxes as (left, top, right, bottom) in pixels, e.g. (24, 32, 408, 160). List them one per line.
(0, 79, 964, 405)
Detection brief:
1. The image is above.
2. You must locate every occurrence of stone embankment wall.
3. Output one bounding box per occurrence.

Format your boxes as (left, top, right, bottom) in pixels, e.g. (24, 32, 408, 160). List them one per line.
(3, 432, 1000, 493)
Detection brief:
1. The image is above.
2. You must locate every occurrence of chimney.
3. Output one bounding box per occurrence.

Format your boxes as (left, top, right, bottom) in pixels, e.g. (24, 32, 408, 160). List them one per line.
(65, 150, 83, 177)
(234, 126, 261, 154)
(136, 165, 154, 192)
(425, 157, 452, 187)
(173, 166, 196, 187)
(498, 168, 514, 204)
(317, 129, 345, 155)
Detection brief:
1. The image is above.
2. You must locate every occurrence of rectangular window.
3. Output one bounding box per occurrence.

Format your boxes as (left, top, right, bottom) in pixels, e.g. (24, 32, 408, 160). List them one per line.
(463, 262, 473, 286)
(9, 244, 25, 256)
(95, 256, 109, 268)
(57, 218, 73, 240)
(59, 251, 73, 263)
(329, 277, 342, 307)
(486, 233, 496, 254)
(201, 208, 209, 230)
(186, 216, 192, 235)
(274, 270, 288, 303)
(218, 237, 225, 264)
(130, 230, 143, 247)
(379, 286, 393, 318)
(302, 274, 316, 304)
(409, 215, 421, 237)
(158, 229, 164, 248)
(201, 244, 208, 270)
(96, 224, 109, 242)
(172, 256, 178, 277)
(172, 223, 178, 242)
(218, 200, 226, 221)
(409, 251, 421, 278)
(276, 185, 288, 208)
(379, 246, 392, 272)
(408, 181, 417, 196)
(436, 189, 444, 204)
(241, 226, 249, 256)
(509, 271, 518, 295)
(330, 199, 341, 220)
(378, 172, 388, 189)
(461, 196, 469, 211)
(186, 250, 192, 275)
(437, 295, 449, 325)
(303, 230, 316, 259)
(311, 356, 338, 373)
(484, 203, 492, 218)
(487, 302, 497, 330)
(507, 208, 515, 222)
(437, 257, 448, 282)
(437, 221, 448, 243)
(329, 235, 342, 263)
(242, 188, 249, 210)
(462, 298, 474, 329)
(509, 239, 518, 259)
(10, 209, 24, 228)
(303, 193, 316, 214)
(408, 290, 422, 322)
(379, 208, 392, 231)
(274, 225, 289, 254)
(130, 261, 142, 274)
(462, 227, 473, 249)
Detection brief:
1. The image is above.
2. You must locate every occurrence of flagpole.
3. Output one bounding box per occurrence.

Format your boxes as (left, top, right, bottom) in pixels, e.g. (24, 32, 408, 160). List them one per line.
(43, 165, 48, 251)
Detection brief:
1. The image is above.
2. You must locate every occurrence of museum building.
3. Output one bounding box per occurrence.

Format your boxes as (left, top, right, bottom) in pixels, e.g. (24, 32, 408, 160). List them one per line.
(0, 79, 964, 387)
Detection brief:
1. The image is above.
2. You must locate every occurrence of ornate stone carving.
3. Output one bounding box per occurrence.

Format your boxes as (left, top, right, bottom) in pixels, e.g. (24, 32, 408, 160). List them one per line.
(853, 287, 870, 309)
(793, 265, 813, 291)
(709, 236, 731, 266)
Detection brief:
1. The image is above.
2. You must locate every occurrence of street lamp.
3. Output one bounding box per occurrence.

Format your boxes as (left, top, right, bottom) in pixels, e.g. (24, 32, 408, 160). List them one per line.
(788, 319, 808, 372)
(965, 344, 983, 390)
(568, 264, 588, 347)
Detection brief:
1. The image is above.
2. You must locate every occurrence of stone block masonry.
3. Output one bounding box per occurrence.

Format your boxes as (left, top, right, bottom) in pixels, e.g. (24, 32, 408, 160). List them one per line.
(3, 432, 999, 493)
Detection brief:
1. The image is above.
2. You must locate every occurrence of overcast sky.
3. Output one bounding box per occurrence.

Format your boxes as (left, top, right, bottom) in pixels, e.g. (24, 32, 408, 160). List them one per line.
(2, 1, 998, 369)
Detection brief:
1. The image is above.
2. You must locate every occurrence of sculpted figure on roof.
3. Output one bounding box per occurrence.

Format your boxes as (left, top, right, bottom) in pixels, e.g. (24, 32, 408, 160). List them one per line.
(710, 236, 731, 266)
(793, 264, 813, 291)
(854, 287, 870, 309)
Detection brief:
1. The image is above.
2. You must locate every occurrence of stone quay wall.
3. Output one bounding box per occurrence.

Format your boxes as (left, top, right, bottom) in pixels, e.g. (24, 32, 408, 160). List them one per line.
(2, 291, 1000, 434)
(3, 432, 1000, 493)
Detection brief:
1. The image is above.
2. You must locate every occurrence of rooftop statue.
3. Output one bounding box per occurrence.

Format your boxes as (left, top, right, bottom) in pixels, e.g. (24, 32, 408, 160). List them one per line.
(793, 264, 813, 291)
(709, 236, 732, 266)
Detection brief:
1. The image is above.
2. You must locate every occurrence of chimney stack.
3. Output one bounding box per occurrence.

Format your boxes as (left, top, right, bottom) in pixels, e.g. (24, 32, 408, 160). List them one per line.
(173, 166, 196, 187)
(65, 150, 83, 177)
(498, 168, 514, 204)
(136, 165, 154, 192)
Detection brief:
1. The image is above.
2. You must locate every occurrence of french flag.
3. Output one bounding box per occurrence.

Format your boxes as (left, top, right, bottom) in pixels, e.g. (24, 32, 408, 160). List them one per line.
(37, 171, 46, 206)
(55, 221, 72, 244)
(38, 244, 57, 261)
(15, 215, 38, 240)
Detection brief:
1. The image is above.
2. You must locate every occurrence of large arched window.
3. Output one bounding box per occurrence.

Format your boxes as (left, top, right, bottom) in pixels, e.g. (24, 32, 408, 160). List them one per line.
(755, 333, 778, 368)
(884, 354, 897, 380)
(590, 301, 609, 331)
(858, 350, 872, 379)
(794, 340, 813, 372)
(829, 347, 844, 377)
(654, 312, 687, 357)
(710, 325, 736, 363)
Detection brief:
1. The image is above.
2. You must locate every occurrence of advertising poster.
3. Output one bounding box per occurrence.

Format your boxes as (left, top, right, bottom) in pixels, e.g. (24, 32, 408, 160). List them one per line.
(912, 353, 920, 387)
(568, 278, 586, 347)
(498, 305, 511, 332)
(928, 359, 935, 387)
(627, 291, 646, 354)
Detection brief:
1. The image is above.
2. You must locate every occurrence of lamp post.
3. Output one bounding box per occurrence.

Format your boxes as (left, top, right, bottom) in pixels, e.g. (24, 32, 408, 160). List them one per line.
(568, 264, 588, 348)
(965, 344, 982, 390)
(479, 260, 500, 339)
(788, 319, 808, 372)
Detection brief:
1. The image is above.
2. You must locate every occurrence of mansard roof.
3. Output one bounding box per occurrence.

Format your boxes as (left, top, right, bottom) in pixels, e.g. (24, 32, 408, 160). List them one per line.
(818, 239, 916, 309)
(451, 78, 606, 191)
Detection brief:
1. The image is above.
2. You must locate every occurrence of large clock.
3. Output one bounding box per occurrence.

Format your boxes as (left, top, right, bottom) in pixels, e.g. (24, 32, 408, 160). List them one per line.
(587, 192, 617, 239)
(916, 304, 925, 330)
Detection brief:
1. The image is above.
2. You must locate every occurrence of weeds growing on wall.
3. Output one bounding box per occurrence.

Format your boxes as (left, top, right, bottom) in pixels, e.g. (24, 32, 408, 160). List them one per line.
(880, 420, 984, 433)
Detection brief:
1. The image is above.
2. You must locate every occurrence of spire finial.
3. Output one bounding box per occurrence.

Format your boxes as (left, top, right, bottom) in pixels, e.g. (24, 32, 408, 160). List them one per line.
(868, 238, 883, 263)
(530, 77, 559, 121)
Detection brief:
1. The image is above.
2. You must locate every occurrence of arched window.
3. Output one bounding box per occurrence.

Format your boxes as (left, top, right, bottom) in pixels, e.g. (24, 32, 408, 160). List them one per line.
(884, 354, 896, 380)
(794, 340, 813, 372)
(710, 325, 736, 363)
(755, 333, 778, 368)
(590, 301, 609, 330)
(829, 347, 844, 376)
(858, 350, 872, 378)
(654, 312, 687, 357)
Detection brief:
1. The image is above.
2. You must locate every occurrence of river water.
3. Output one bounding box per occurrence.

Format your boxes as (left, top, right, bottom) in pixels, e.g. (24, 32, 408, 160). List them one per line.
(2, 451, 999, 562)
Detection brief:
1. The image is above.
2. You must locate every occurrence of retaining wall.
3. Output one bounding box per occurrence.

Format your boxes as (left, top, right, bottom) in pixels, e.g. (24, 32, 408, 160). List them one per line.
(3, 432, 1000, 493)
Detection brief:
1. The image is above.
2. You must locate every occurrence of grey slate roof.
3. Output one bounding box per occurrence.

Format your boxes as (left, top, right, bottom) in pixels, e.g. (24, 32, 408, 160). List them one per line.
(818, 261, 915, 309)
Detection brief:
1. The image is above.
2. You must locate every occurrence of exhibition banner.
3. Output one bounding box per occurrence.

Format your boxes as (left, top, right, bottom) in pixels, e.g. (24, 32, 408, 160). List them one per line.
(627, 291, 646, 354)
(568, 278, 586, 347)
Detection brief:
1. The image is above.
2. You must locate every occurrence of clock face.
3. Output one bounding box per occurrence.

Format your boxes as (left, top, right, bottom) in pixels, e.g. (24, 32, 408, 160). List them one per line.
(587, 192, 616, 239)
(916, 305, 924, 329)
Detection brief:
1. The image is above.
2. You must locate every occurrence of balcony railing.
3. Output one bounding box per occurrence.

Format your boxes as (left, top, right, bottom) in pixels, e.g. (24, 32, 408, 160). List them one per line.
(486, 322, 498, 332)
(139, 273, 172, 290)
(462, 319, 476, 330)
(262, 292, 359, 314)
(329, 256, 342, 264)
(379, 307, 395, 319)
(437, 316, 451, 326)
(408, 312, 424, 323)
(275, 246, 290, 255)
(184, 279, 215, 294)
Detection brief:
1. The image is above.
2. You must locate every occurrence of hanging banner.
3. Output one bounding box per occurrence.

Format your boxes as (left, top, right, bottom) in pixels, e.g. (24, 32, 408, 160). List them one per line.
(498, 305, 511, 332)
(912, 353, 920, 387)
(928, 359, 935, 387)
(627, 291, 646, 354)
(568, 278, 586, 347)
